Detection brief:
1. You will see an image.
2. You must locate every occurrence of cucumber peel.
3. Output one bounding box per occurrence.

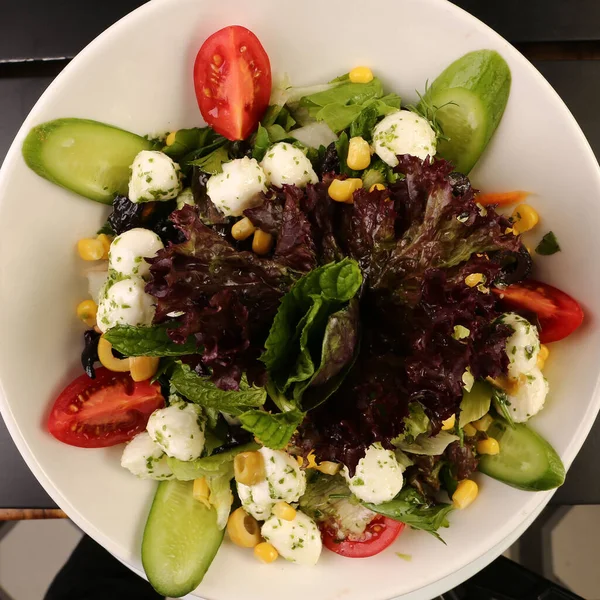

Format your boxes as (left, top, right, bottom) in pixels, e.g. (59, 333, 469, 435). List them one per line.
(419, 50, 511, 174)
(22, 118, 154, 204)
(142, 479, 224, 597)
(479, 419, 565, 492)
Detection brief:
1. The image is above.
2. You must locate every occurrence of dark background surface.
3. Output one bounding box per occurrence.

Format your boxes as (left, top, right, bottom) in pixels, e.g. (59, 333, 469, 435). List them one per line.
(0, 0, 599, 508)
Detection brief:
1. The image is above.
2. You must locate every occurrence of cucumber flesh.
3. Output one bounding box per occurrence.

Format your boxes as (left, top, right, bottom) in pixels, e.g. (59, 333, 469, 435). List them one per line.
(22, 118, 154, 204)
(420, 50, 511, 174)
(142, 479, 224, 598)
(479, 419, 565, 492)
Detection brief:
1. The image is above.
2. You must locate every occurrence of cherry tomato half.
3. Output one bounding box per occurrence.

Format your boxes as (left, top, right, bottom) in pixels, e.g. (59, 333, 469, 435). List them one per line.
(194, 25, 272, 141)
(322, 516, 405, 558)
(47, 367, 164, 448)
(493, 280, 584, 343)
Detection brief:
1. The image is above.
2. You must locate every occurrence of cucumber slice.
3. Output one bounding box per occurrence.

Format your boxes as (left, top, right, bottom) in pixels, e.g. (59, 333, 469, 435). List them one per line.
(142, 479, 224, 598)
(420, 50, 511, 174)
(479, 419, 565, 492)
(22, 118, 154, 204)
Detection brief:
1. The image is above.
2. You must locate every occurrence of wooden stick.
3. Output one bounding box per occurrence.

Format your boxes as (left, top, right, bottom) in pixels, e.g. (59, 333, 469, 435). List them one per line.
(0, 508, 67, 521)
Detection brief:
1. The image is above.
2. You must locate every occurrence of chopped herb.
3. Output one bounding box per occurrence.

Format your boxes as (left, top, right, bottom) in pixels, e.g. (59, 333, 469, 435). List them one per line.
(396, 552, 412, 561)
(535, 231, 561, 256)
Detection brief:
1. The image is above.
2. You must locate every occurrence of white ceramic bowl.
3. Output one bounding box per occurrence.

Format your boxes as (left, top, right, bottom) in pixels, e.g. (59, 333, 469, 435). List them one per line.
(1, 0, 599, 598)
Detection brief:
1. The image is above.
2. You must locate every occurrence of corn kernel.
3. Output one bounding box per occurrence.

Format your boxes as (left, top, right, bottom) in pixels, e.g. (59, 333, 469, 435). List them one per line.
(96, 234, 111, 259)
(77, 238, 105, 261)
(472, 413, 494, 432)
(227, 507, 262, 548)
(129, 356, 160, 382)
(465, 273, 484, 287)
(166, 130, 177, 146)
(349, 66, 374, 84)
(537, 344, 550, 370)
(316, 461, 341, 476)
(477, 437, 500, 455)
(452, 479, 478, 509)
(232, 217, 257, 241)
(252, 229, 274, 255)
(463, 423, 477, 437)
(442, 414, 456, 431)
(273, 502, 296, 521)
(76, 299, 98, 327)
(254, 542, 279, 564)
(234, 451, 266, 486)
(369, 183, 386, 192)
(347, 136, 371, 170)
(193, 477, 211, 509)
(97, 336, 130, 372)
(328, 178, 363, 203)
(511, 204, 539, 234)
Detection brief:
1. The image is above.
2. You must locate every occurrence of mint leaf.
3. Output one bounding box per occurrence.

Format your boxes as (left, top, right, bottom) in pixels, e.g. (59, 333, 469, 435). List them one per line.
(170, 363, 266, 415)
(535, 231, 561, 256)
(299, 299, 361, 410)
(364, 488, 453, 541)
(261, 259, 362, 409)
(104, 324, 198, 357)
(238, 409, 305, 449)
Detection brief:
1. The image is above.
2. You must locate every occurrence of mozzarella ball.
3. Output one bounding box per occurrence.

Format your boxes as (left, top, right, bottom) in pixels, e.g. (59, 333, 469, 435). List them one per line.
(342, 443, 404, 504)
(146, 402, 205, 462)
(96, 276, 156, 333)
(500, 313, 540, 380)
(260, 142, 318, 188)
(120, 432, 173, 480)
(128, 150, 182, 203)
(372, 111, 437, 166)
(237, 447, 307, 520)
(207, 157, 267, 217)
(237, 479, 273, 521)
(261, 510, 322, 566)
(504, 368, 549, 423)
(108, 228, 164, 279)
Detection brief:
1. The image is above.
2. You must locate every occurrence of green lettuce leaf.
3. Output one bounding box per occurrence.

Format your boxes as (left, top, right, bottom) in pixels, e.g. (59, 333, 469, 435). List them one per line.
(335, 132, 360, 177)
(252, 123, 296, 161)
(170, 363, 266, 415)
(290, 76, 398, 134)
(207, 473, 234, 530)
(395, 402, 431, 444)
(299, 473, 375, 539)
(459, 380, 492, 427)
(167, 442, 260, 481)
(364, 487, 453, 541)
(395, 431, 459, 455)
(104, 324, 198, 357)
(238, 409, 305, 449)
(161, 127, 225, 160)
(186, 145, 230, 175)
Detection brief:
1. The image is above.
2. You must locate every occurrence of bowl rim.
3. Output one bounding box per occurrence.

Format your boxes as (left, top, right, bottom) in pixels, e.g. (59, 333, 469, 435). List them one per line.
(1, 0, 600, 597)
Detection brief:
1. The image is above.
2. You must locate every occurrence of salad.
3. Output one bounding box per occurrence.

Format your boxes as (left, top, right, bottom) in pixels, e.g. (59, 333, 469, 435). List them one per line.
(22, 25, 584, 597)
